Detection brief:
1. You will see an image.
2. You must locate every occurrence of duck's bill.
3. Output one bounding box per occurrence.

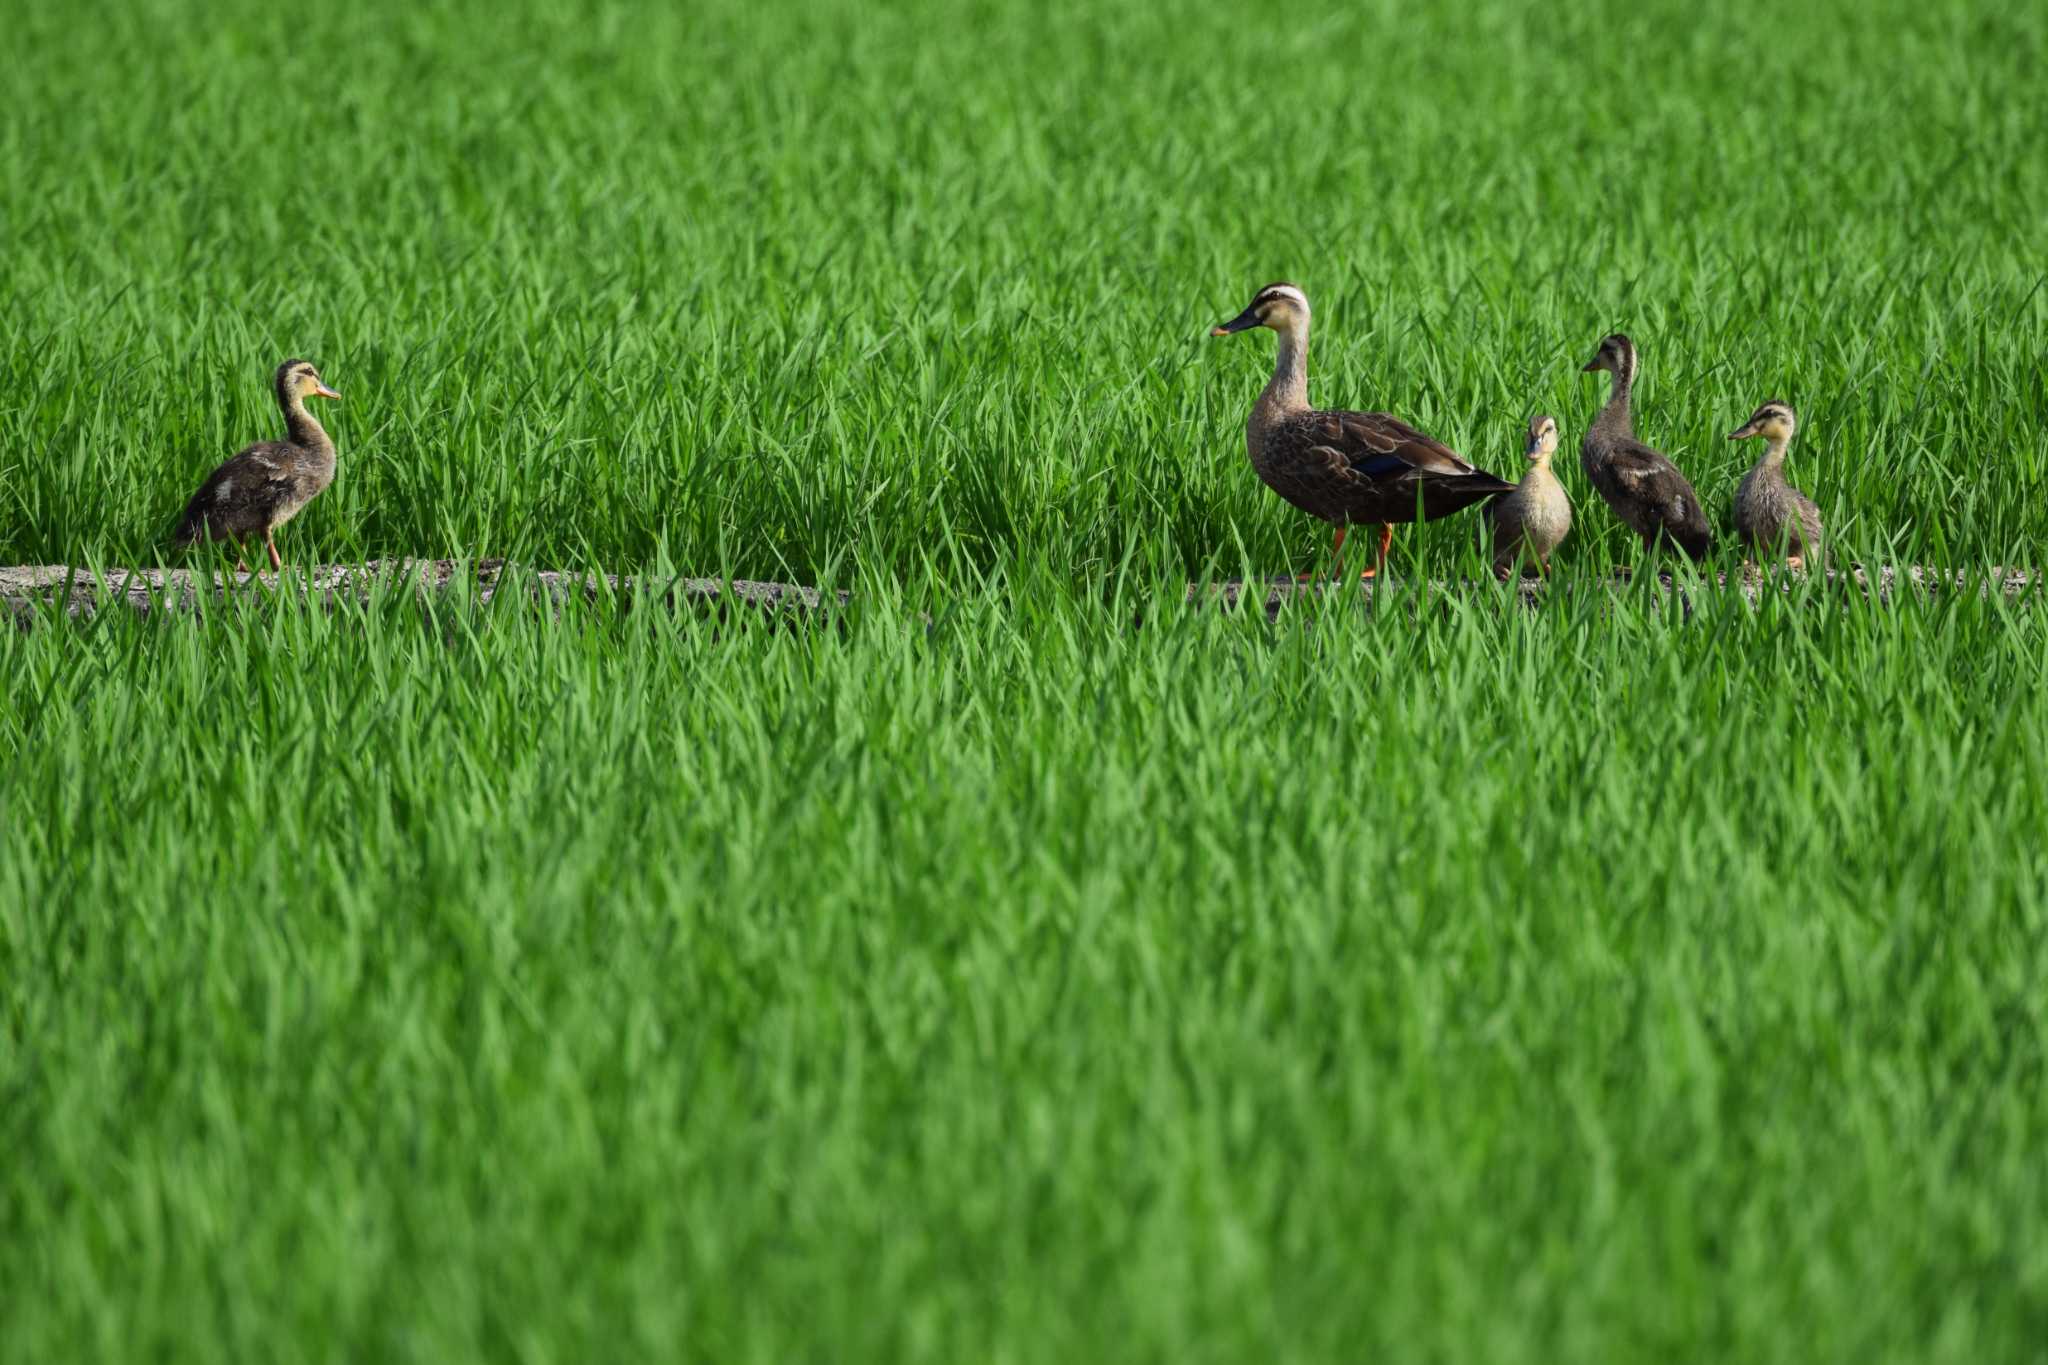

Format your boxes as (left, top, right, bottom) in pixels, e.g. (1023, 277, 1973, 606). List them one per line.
(1579, 360, 1601, 372)
(1524, 440, 1544, 456)
(1727, 422, 1759, 440)
(1211, 307, 1261, 336)
(312, 383, 342, 400)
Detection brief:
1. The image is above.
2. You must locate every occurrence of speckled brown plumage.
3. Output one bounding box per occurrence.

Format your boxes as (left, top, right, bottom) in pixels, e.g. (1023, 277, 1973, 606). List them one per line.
(1578, 333, 1713, 562)
(173, 359, 340, 571)
(1728, 399, 1823, 568)
(1250, 407, 1515, 526)
(1213, 284, 1513, 577)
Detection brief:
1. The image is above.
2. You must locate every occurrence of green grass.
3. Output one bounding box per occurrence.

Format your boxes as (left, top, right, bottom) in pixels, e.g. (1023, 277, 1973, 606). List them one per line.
(6, 580, 2048, 1361)
(5, 0, 2048, 1359)
(2, 0, 2043, 576)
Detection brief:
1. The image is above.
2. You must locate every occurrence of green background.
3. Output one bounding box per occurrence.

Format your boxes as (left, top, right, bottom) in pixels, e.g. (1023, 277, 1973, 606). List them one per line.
(4, 1, 2047, 1360)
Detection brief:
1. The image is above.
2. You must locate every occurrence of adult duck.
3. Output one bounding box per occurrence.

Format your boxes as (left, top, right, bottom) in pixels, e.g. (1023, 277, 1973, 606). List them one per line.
(1212, 283, 1513, 579)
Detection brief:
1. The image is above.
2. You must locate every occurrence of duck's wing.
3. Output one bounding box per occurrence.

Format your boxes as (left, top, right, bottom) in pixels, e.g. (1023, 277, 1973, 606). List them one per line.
(1309, 410, 1494, 483)
(173, 442, 301, 542)
(1259, 410, 1513, 527)
(1596, 439, 1714, 558)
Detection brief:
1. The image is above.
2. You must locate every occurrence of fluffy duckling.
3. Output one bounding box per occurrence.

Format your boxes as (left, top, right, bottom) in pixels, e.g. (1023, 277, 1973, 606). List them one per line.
(1728, 399, 1822, 570)
(1212, 283, 1514, 580)
(1483, 414, 1573, 578)
(1578, 334, 1714, 562)
(172, 359, 341, 572)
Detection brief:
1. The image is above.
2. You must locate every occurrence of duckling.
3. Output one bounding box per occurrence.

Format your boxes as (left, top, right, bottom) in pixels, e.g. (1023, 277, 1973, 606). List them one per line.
(172, 359, 341, 572)
(1578, 334, 1714, 562)
(1212, 283, 1514, 580)
(1483, 414, 1572, 578)
(1727, 399, 1822, 570)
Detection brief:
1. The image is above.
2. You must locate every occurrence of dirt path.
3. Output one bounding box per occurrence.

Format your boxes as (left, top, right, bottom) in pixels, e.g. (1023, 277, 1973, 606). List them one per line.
(2, 559, 2038, 629)
(2, 560, 836, 627)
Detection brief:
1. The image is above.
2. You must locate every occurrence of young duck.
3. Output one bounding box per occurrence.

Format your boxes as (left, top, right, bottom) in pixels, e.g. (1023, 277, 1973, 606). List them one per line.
(1483, 414, 1572, 578)
(172, 359, 341, 572)
(1578, 334, 1714, 562)
(1212, 283, 1514, 580)
(1727, 399, 1822, 569)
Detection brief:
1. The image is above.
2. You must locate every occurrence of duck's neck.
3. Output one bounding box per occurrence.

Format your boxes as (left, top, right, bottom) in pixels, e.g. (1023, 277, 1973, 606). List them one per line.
(1593, 369, 1635, 438)
(281, 393, 333, 453)
(1755, 435, 1790, 471)
(1254, 316, 1311, 422)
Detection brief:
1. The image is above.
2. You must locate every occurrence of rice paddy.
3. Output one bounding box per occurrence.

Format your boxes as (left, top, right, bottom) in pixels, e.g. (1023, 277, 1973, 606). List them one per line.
(4, 0, 2047, 1359)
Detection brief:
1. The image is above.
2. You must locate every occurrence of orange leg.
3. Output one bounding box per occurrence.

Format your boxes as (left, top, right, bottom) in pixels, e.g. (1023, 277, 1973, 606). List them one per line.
(1361, 524, 1391, 580)
(265, 531, 283, 572)
(1295, 524, 1388, 583)
(1297, 525, 1349, 582)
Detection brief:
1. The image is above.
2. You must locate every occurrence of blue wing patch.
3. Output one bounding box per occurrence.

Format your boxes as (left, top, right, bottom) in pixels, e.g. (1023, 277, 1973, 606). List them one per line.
(1352, 454, 1410, 479)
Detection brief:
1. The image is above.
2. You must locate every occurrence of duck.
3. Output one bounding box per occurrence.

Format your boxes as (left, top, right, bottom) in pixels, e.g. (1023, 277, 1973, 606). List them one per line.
(1727, 399, 1822, 570)
(1483, 414, 1572, 578)
(1211, 283, 1514, 580)
(172, 359, 341, 573)
(1578, 333, 1713, 562)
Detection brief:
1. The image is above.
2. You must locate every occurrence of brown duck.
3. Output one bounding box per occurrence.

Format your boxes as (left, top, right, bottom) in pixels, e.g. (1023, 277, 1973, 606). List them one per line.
(1727, 399, 1823, 569)
(1578, 334, 1713, 562)
(172, 359, 341, 572)
(1212, 283, 1513, 579)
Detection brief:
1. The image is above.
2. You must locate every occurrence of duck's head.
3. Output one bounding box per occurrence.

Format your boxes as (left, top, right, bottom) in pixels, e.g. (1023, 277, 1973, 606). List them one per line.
(1728, 399, 1796, 443)
(1579, 333, 1637, 385)
(276, 359, 341, 404)
(1212, 283, 1310, 338)
(1525, 414, 1560, 462)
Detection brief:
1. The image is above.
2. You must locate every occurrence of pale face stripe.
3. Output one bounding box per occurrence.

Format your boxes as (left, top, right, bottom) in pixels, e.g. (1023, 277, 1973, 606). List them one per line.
(1253, 284, 1309, 311)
